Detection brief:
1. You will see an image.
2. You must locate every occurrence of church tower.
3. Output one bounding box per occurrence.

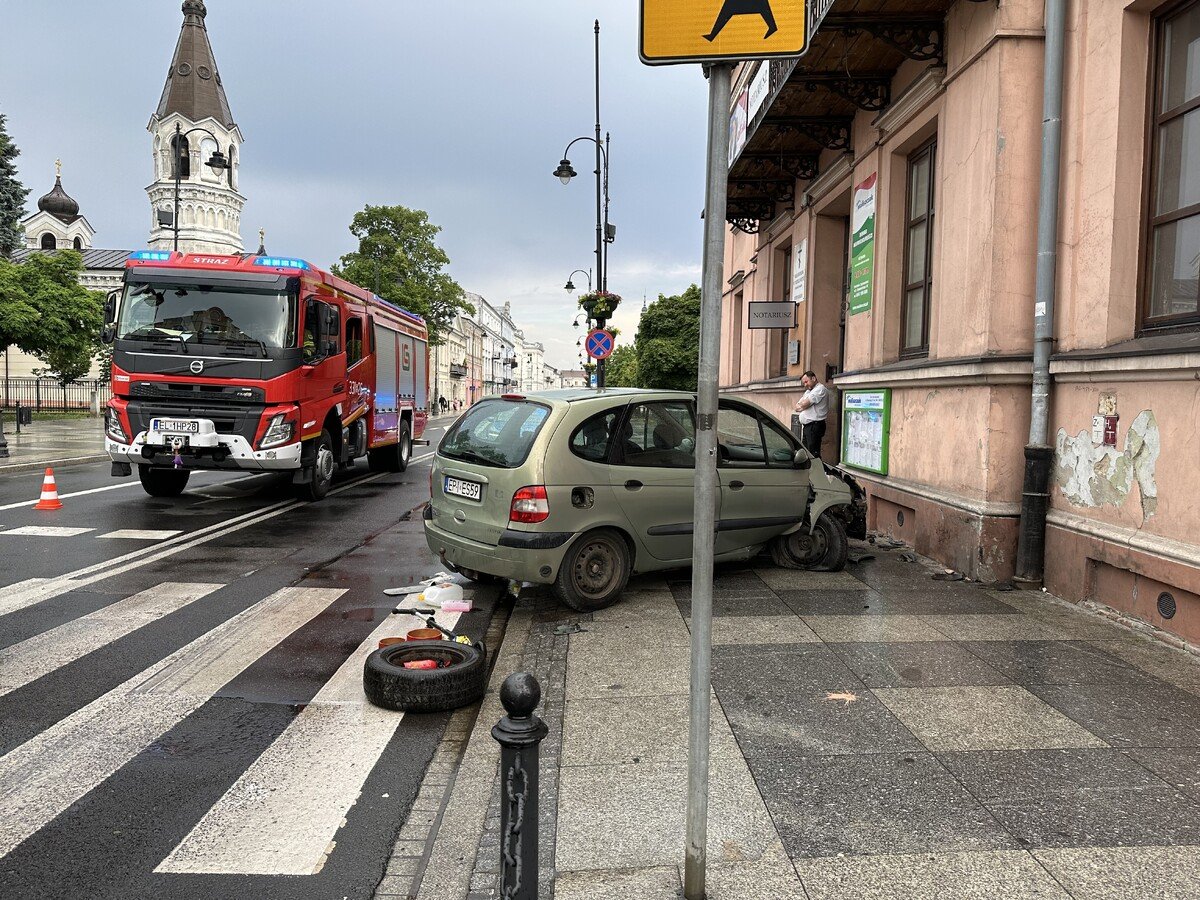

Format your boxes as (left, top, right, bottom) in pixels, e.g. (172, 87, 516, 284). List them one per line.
(146, 1, 244, 253)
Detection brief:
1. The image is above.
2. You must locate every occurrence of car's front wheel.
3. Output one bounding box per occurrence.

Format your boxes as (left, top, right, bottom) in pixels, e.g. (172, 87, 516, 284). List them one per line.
(775, 510, 849, 571)
(552, 528, 631, 612)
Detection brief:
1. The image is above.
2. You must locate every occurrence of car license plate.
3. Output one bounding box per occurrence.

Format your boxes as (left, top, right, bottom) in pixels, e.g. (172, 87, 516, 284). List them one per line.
(152, 418, 200, 434)
(444, 476, 483, 501)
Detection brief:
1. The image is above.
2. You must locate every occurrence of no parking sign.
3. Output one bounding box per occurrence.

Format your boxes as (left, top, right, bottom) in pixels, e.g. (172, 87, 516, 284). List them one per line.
(585, 329, 614, 360)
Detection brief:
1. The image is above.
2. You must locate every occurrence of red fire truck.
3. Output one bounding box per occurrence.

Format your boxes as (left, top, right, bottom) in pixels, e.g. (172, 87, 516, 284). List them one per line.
(102, 251, 429, 501)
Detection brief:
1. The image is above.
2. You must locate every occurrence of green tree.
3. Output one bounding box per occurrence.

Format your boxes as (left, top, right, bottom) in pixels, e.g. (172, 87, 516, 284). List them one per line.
(332, 204, 471, 344)
(0, 112, 29, 258)
(604, 343, 639, 387)
(634, 284, 701, 390)
(0, 250, 104, 383)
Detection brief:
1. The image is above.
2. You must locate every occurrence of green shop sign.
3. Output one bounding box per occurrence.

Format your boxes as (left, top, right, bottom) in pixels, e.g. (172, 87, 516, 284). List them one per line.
(848, 173, 877, 315)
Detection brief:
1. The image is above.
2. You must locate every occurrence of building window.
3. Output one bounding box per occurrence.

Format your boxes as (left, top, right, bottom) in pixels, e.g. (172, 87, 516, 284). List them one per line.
(901, 138, 936, 357)
(172, 134, 190, 179)
(40, 232, 56, 249)
(770, 247, 792, 378)
(1144, 0, 1200, 328)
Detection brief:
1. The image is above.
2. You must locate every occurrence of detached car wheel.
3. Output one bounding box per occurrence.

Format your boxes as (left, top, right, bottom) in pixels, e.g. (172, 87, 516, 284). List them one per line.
(553, 528, 630, 612)
(363, 640, 487, 713)
(778, 511, 849, 572)
(138, 465, 190, 497)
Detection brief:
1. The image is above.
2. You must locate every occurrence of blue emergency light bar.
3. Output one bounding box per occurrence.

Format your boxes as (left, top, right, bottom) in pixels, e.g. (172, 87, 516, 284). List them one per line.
(129, 250, 172, 261)
(253, 256, 310, 270)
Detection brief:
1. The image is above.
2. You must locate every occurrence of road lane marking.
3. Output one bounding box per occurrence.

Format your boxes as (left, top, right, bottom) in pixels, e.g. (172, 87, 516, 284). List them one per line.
(0, 470, 395, 620)
(0, 472, 215, 513)
(0, 583, 223, 699)
(156, 594, 463, 876)
(0, 527, 95, 537)
(98, 530, 184, 540)
(0, 586, 346, 860)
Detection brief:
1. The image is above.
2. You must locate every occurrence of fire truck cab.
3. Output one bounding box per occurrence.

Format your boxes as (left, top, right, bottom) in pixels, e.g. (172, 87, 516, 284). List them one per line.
(103, 251, 429, 501)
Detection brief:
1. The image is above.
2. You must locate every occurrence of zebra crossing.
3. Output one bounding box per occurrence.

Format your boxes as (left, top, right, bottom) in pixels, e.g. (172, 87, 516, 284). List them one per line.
(0, 574, 477, 889)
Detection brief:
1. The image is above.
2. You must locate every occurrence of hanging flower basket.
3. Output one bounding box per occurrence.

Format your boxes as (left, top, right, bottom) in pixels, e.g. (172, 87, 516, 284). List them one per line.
(578, 291, 622, 322)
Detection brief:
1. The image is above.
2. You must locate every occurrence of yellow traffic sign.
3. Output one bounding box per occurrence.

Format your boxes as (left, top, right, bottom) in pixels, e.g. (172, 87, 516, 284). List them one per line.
(640, 0, 808, 66)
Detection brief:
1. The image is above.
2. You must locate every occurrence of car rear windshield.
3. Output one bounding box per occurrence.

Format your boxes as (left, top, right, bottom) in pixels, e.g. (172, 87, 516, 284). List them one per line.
(439, 399, 551, 469)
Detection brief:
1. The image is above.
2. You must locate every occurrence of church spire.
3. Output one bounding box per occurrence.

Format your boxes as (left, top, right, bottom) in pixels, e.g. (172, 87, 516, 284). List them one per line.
(152, 0, 236, 128)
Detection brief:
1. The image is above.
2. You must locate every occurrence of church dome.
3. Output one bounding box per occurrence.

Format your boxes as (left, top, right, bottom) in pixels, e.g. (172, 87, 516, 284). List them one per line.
(37, 174, 80, 224)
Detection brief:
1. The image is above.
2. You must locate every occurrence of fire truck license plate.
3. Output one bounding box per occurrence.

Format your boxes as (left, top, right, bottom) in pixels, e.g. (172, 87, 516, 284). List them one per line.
(444, 476, 483, 501)
(152, 419, 201, 434)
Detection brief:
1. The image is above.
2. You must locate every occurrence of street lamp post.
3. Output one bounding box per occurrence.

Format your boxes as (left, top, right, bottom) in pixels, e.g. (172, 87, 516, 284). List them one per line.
(553, 20, 615, 389)
(169, 122, 231, 252)
(563, 269, 592, 293)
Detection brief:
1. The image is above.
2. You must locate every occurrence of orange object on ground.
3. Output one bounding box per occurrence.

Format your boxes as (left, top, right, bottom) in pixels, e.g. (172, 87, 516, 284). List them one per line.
(403, 659, 438, 670)
(33, 468, 64, 511)
(406, 628, 442, 641)
(378, 637, 406, 649)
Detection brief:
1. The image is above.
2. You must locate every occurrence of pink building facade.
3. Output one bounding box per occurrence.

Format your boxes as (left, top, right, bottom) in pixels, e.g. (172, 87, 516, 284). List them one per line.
(719, 0, 1199, 642)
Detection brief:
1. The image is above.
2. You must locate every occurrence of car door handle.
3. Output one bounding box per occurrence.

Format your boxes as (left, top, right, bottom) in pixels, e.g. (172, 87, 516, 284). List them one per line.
(333, 382, 345, 393)
(624, 480, 643, 490)
(730, 480, 745, 490)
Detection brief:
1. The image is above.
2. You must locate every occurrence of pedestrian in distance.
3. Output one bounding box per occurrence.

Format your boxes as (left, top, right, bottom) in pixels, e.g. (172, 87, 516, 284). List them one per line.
(794, 370, 829, 459)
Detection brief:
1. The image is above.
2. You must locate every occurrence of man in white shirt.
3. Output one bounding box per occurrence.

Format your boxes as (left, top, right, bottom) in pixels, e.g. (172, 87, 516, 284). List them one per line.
(794, 370, 830, 458)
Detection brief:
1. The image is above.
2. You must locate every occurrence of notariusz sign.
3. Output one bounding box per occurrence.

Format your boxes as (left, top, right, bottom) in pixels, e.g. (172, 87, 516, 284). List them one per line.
(747, 301, 797, 329)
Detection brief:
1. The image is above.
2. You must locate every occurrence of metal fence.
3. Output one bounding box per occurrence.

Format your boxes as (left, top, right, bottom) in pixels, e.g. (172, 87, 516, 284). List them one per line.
(0, 377, 111, 412)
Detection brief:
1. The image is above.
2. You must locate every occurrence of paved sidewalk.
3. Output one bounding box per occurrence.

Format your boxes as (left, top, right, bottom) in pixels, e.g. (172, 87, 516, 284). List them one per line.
(0, 416, 107, 474)
(385, 542, 1200, 900)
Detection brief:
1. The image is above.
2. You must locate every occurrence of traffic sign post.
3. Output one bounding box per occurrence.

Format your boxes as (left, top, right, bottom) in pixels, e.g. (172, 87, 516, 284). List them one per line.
(640, 0, 808, 65)
(585, 329, 615, 361)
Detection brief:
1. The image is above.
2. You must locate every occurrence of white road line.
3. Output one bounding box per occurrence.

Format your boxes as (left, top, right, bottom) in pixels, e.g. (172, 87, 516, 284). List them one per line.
(0, 472, 217, 513)
(0, 526, 95, 538)
(0, 585, 345, 860)
(0, 582, 222, 699)
(157, 595, 463, 876)
(0, 471, 390, 620)
(98, 530, 184, 540)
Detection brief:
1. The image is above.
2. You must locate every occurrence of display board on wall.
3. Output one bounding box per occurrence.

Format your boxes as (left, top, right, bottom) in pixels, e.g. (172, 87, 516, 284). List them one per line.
(748, 301, 797, 328)
(848, 173, 877, 315)
(792, 238, 808, 303)
(841, 388, 890, 475)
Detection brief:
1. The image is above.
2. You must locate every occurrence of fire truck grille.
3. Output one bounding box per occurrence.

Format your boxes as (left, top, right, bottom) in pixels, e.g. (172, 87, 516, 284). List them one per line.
(130, 382, 266, 404)
(125, 400, 264, 443)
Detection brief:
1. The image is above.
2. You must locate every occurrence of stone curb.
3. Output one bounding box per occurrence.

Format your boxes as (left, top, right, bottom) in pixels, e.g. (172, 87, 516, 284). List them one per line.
(0, 453, 110, 477)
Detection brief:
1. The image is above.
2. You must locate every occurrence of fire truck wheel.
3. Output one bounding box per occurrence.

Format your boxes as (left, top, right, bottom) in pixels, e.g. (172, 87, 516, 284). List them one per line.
(138, 466, 190, 498)
(396, 421, 412, 472)
(298, 430, 335, 501)
(363, 640, 487, 713)
(368, 421, 412, 473)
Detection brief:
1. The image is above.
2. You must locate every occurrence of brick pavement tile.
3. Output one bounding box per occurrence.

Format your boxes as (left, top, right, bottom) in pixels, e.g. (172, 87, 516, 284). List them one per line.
(748, 751, 1017, 859)
(1026, 681, 1200, 748)
(939, 747, 1200, 848)
(832, 641, 1012, 688)
(872, 685, 1107, 751)
(794, 850, 1070, 899)
(803, 614, 953, 643)
(1124, 747, 1200, 802)
(961, 640, 1153, 687)
(1034, 846, 1200, 899)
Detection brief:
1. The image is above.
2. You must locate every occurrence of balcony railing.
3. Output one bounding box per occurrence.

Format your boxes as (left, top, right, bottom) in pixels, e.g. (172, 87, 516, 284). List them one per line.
(449, 363, 468, 378)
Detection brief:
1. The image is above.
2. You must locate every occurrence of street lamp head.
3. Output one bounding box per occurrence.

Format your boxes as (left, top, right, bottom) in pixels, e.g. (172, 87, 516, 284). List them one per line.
(206, 148, 230, 175)
(553, 159, 577, 184)
(564, 279, 575, 293)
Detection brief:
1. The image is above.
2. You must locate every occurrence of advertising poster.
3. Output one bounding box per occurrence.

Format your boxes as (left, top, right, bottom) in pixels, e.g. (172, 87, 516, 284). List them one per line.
(792, 238, 808, 303)
(728, 89, 748, 167)
(748, 62, 770, 121)
(841, 389, 890, 475)
(848, 173, 877, 315)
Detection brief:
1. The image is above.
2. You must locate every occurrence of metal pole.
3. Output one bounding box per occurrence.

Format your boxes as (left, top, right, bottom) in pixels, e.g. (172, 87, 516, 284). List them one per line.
(1016, 0, 1067, 584)
(593, 19, 607, 391)
(492, 673, 548, 900)
(173, 123, 182, 252)
(684, 62, 732, 900)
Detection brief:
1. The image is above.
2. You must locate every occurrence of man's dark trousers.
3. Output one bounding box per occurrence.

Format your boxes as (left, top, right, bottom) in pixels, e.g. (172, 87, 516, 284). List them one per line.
(801, 420, 826, 459)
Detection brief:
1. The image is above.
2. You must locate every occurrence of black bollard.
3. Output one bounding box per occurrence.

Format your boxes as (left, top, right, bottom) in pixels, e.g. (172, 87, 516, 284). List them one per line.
(491, 672, 548, 900)
(0, 408, 8, 459)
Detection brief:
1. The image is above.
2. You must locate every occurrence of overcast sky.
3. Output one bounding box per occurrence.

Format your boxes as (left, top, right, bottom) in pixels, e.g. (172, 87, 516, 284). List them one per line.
(0, 0, 712, 369)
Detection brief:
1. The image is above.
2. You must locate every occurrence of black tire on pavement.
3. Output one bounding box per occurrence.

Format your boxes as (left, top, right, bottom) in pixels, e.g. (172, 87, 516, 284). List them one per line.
(783, 511, 850, 572)
(552, 528, 630, 612)
(363, 640, 487, 713)
(297, 429, 335, 501)
(138, 465, 190, 497)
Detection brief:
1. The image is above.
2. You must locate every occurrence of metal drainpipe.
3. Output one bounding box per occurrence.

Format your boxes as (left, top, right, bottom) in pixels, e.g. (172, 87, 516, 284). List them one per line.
(1015, 0, 1068, 585)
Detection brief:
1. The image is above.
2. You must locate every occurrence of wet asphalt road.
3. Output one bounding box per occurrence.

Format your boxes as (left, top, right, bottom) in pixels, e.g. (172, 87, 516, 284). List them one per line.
(0, 424, 501, 900)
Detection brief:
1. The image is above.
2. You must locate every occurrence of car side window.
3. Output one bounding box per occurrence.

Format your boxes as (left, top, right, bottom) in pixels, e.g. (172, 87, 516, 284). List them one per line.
(717, 404, 766, 467)
(570, 410, 619, 462)
(762, 415, 797, 466)
(618, 402, 695, 468)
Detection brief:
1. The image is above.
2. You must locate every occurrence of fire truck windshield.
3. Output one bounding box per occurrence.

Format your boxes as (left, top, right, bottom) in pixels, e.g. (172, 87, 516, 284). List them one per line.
(117, 281, 297, 355)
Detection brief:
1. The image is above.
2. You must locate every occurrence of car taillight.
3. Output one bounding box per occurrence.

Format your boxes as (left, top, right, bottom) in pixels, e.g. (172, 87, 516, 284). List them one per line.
(510, 485, 549, 524)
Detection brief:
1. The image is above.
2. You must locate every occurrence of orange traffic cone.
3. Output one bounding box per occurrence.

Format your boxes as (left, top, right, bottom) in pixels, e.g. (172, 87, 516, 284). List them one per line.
(33, 468, 64, 511)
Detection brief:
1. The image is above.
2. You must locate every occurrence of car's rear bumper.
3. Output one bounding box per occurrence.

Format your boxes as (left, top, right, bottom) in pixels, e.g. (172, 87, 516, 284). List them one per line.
(423, 513, 572, 584)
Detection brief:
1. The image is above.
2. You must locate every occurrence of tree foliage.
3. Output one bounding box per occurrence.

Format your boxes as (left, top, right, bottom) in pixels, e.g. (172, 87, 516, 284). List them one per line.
(603, 343, 639, 387)
(332, 204, 471, 344)
(0, 250, 104, 383)
(634, 284, 701, 391)
(0, 112, 30, 258)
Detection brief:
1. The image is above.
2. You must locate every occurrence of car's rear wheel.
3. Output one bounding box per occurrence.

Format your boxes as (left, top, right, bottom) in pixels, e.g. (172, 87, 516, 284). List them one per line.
(553, 528, 630, 612)
(776, 511, 849, 572)
(138, 465, 189, 497)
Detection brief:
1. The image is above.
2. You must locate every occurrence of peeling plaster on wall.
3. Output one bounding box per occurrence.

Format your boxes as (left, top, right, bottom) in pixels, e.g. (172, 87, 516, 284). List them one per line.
(1054, 410, 1160, 520)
